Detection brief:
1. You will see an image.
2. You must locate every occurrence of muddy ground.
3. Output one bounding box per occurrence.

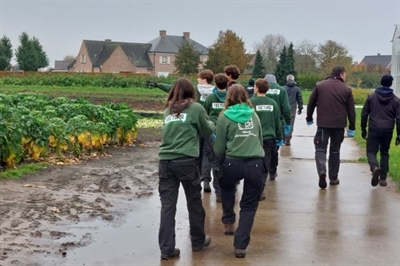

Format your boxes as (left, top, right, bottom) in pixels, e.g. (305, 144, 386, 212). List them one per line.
(0, 128, 162, 266)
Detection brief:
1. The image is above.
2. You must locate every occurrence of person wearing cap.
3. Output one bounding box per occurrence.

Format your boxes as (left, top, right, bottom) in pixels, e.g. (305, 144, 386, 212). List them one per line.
(284, 74, 303, 146)
(361, 74, 400, 187)
(306, 66, 356, 189)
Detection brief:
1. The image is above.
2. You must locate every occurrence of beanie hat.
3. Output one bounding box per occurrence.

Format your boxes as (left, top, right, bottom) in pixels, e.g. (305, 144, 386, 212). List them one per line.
(248, 78, 255, 86)
(380, 74, 393, 87)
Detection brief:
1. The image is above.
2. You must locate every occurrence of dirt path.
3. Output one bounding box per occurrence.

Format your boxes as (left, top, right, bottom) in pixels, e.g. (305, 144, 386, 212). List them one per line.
(0, 141, 160, 266)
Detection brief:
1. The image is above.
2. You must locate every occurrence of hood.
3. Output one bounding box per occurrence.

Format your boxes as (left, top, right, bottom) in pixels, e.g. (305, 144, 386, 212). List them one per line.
(197, 84, 215, 96)
(224, 103, 254, 123)
(375, 86, 395, 104)
(286, 80, 297, 87)
(212, 88, 227, 102)
(264, 74, 277, 83)
(168, 98, 194, 113)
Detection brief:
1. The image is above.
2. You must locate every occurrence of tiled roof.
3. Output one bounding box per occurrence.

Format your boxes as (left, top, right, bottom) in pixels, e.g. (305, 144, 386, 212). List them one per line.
(83, 40, 153, 68)
(54, 60, 75, 70)
(147, 35, 208, 54)
(360, 55, 391, 68)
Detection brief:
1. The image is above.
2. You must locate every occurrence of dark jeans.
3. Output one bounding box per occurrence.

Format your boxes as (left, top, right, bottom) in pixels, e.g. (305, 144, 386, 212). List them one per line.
(261, 139, 274, 193)
(219, 158, 265, 249)
(366, 129, 393, 179)
(314, 127, 344, 180)
(200, 137, 212, 181)
(158, 157, 206, 255)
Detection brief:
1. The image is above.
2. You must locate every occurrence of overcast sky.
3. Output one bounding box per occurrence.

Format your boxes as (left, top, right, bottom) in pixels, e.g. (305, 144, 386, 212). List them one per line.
(1, 0, 399, 68)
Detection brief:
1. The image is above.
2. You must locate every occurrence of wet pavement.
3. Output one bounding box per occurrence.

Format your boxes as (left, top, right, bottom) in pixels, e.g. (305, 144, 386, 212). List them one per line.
(60, 113, 399, 265)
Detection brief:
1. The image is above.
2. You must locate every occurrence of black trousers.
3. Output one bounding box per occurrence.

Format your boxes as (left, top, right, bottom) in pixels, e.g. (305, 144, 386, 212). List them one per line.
(219, 158, 265, 249)
(158, 157, 206, 255)
(261, 139, 274, 193)
(314, 127, 344, 180)
(366, 129, 393, 179)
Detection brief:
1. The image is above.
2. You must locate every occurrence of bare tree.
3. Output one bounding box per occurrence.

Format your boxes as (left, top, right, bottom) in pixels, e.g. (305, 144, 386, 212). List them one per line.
(253, 34, 287, 73)
(317, 40, 353, 77)
(294, 39, 318, 74)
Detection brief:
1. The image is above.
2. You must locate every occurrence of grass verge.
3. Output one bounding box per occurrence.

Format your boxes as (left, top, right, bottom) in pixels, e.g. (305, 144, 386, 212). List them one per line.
(0, 163, 48, 179)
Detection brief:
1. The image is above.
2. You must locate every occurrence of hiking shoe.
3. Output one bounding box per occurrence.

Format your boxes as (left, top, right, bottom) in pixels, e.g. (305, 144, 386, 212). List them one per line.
(203, 181, 211, 193)
(269, 172, 277, 181)
(224, 223, 235, 235)
(216, 193, 222, 203)
(319, 173, 327, 189)
(259, 193, 266, 201)
(161, 248, 180, 260)
(192, 235, 211, 252)
(234, 248, 246, 258)
(379, 179, 387, 187)
(329, 179, 340, 185)
(371, 168, 381, 187)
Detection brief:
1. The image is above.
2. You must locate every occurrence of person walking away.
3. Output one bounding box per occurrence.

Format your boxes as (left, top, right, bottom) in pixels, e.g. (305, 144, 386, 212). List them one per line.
(158, 78, 214, 260)
(306, 66, 356, 189)
(264, 74, 291, 180)
(203, 73, 229, 201)
(213, 84, 266, 258)
(250, 78, 282, 200)
(360, 74, 400, 187)
(224, 65, 240, 89)
(284, 74, 303, 146)
(246, 78, 255, 98)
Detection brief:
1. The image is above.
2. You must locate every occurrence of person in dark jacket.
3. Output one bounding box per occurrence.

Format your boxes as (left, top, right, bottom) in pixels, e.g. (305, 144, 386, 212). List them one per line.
(361, 74, 400, 187)
(284, 74, 303, 146)
(306, 66, 356, 189)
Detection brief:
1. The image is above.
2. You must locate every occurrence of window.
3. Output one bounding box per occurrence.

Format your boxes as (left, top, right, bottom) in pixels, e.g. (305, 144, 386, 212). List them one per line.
(159, 56, 170, 64)
(80, 55, 86, 64)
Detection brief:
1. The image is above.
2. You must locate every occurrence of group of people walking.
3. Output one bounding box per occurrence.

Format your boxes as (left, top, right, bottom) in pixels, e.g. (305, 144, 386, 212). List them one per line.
(154, 65, 400, 260)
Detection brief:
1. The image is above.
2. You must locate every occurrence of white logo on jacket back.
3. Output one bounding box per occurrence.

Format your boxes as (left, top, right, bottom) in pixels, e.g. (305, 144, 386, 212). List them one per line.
(212, 103, 224, 109)
(238, 118, 254, 130)
(164, 113, 187, 124)
(256, 105, 274, 112)
(267, 89, 280, 95)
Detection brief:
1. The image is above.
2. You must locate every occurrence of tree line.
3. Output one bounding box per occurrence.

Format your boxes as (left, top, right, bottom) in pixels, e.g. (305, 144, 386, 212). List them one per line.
(0, 32, 49, 71)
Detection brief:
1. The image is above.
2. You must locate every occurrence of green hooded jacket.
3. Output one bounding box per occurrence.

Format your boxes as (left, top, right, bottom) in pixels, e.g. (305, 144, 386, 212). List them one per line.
(214, 103, 264, 159)
(250, 96, 282, 140)
(203, 89, 227, 123)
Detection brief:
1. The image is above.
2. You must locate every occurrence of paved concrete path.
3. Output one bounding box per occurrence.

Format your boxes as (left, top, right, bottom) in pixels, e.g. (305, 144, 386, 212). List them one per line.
(62, 112, 400, 265)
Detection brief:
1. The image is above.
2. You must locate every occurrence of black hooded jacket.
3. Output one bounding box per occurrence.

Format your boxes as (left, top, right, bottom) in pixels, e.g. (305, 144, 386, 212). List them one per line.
(361, 86, 400, 134)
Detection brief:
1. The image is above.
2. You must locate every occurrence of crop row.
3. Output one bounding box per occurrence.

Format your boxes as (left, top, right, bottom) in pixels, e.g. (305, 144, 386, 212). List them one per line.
(0, 93, 138, 169)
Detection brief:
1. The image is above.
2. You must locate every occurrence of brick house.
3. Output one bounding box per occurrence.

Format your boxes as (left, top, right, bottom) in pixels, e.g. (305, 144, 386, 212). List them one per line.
(358, 53, 392, 73)
(71, 30, 209, 76)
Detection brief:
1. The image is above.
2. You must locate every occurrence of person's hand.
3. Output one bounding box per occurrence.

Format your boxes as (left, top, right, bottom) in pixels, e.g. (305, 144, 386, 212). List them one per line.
(306, 119, 313, 126)
(297, 109, 302, 115)
(347, 129, 355, 138)
(146, 80, 157, 87)
(284, 124, 291, 135)
(396, 135, 400, 146)
(275, 139, 284, 147)
(361, 130, 367, 139)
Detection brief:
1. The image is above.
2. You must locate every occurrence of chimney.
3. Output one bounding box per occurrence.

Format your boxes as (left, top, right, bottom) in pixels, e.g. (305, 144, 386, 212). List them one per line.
(183, 32, 190, 39)
(159, 30, 167, 37)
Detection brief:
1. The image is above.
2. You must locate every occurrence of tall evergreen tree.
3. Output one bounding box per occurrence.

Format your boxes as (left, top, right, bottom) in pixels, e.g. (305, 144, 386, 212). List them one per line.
(174, 41, 201, 74)
(252, 50, 265, 78)
(16, 32, 49, 71)
(0, 36, 13, 70)
(286, 42, 297, 78)
(274, 45, 288, 85)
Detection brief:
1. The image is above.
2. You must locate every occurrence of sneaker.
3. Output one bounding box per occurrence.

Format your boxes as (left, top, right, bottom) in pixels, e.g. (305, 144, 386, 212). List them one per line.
(224, 223, 235, 235)
(161, 248, 180, 260)
(203, 181, 211, 193)
(319, 172, 327, 189)
(259, 193, 266, 201)
(269, 172, 277, 181)
(379, 179, 387, 187)
(329, 179, 340, 185)
(216, 193, 222, 203)
(234, 248, 246, 258)
(192, 235, 211, 252)
(371, 168, 381, 187)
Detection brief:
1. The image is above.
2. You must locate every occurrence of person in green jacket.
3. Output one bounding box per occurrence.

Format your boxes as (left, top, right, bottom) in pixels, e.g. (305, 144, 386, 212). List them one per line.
(203, 73, 228, 201)
(158, 78, 214, 260)
(213, 84, 265, 259)
(250, 78, 282, 200)
(264, 74, 291, 180)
